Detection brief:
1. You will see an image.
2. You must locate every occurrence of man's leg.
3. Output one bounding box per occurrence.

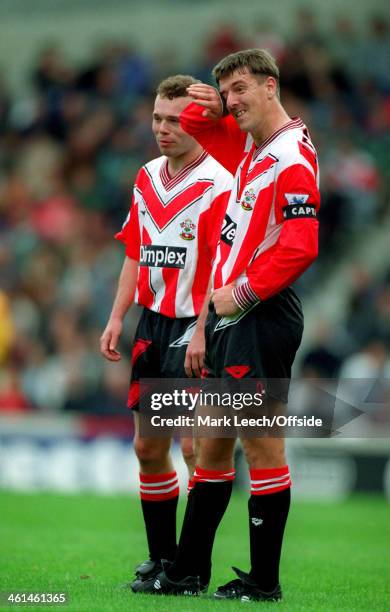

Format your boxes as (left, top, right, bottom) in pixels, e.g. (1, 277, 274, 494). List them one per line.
(139, 433, 236, 593)
(133, 414, 179, 567)
(241, 429, 291, 592)
(165, 435, 236, 587)
(213, 431, 288, 601)
(180, 436, 196, 493)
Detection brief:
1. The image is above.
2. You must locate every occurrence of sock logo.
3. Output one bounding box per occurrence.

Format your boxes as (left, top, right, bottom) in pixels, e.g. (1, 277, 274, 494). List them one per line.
(251, 517, 263, 526)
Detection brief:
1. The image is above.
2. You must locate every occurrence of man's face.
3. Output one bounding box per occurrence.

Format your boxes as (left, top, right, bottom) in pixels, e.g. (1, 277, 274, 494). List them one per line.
(152, 95, 196, 158)
(219, 69, 276, 134)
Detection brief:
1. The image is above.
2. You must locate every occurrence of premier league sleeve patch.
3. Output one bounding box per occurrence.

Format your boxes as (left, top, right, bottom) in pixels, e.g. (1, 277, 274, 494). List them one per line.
(282, 193, 316, 219)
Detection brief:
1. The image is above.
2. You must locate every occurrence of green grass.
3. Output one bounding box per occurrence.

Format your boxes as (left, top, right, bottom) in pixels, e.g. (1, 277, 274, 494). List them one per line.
(0, 491, 389, 611)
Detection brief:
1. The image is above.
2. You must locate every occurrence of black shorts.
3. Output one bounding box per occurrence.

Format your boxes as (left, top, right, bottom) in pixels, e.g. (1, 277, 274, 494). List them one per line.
(128, 308, 197, 410)
(203, 287, 304, 403)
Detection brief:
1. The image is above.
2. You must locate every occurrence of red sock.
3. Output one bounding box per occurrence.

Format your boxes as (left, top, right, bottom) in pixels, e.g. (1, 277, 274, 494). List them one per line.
(250, 465, 291, 496)
(139, 471, 179, 562)
(139, 471, 179, 501)
(193, 466, 235, 484)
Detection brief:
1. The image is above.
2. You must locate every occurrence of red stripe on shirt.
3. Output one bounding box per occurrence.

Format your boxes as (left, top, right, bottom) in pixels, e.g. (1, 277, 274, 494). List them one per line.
(137, 227, 155, 309)
(246, 154, 278, 185)
(160, 267, 180, 318)
(140, 166, 213, 230)
(298, 141, 318, 176)
(225, 181, 275, 285)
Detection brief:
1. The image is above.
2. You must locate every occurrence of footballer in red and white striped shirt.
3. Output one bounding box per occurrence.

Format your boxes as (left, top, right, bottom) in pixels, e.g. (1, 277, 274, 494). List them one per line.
(116, 149, 231, 318)
(141, 51, 320, 601)
(100, 74, 232, 592)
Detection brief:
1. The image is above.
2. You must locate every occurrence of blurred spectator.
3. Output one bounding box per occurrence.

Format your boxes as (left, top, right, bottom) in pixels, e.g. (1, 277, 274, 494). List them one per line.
(0, 291, 14, 364)
(360, 16, 390, 92)
(339, 339, 389, 379)
(322, 139, 380, 230)
(0, 71, 10, 134)
(251, 21, 287, 63)
(293, 7, 325, 47)
(300, 321, 342, 378)
(0, 365, 32, 412)
(32, 43, 74, 96)
(197, 22, 248, 82)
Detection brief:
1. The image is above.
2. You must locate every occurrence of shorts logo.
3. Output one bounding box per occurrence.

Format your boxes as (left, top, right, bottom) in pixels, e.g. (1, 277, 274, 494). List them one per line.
(241, 188, 256, 211)
(221, 214, 237, 246)
(169, 321, 197, 347)
(225, 365, 251, 378)
(179, 218, 196, 241)
(140, 245, 187, 268)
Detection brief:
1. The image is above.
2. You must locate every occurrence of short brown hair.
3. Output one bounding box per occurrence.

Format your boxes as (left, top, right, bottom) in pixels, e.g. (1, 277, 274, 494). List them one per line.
(156, 74, 200, 99)
(212, 49, 279, 85)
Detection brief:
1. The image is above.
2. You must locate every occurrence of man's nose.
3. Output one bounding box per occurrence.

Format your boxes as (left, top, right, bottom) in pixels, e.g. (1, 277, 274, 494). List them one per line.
(159, 119, 170, 133)
(226, 92, 238, 111)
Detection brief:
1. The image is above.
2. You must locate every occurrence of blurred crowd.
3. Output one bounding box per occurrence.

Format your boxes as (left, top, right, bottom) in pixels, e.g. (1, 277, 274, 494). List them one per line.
(0, 9, 389, 415)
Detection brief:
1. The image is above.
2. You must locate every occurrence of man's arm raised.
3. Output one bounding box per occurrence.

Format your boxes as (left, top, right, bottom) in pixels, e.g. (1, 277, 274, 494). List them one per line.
(180, 83, 247, 175)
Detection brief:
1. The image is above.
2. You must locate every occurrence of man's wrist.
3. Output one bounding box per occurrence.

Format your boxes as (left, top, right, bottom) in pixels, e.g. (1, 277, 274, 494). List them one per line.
(217, 91, 228, 117)
(108, 314, 124, 325)
(232, 282, 260, 310)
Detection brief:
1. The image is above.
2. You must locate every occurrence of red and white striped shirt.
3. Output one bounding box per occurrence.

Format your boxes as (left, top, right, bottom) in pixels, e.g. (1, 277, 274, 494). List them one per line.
(180, 104, 320, 307)
(116, 152, 232, 318)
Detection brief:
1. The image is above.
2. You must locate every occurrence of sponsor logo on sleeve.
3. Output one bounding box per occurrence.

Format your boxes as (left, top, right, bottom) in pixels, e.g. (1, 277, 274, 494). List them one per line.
(220, 214, 237, 246)
(285, 193, 309, 205)
(140, 245, 187, 268)
(283, 194, 316, 219)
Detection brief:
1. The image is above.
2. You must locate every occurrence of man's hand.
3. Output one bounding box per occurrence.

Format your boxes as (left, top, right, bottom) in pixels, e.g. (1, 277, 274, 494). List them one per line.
(184, 329, 205, 377)
(211, 284, 240, 317)
(187, 83, 224, 120)
(100, 319, 122, 361)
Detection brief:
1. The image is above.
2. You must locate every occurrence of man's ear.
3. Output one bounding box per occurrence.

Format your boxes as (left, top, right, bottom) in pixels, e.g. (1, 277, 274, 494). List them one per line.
(266, 76, 278, 99)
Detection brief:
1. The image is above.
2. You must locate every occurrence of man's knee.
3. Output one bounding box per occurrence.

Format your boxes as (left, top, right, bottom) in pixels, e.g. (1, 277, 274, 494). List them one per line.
(134, 436, 171, 466)
(180, 437, 195, 465)
(197, 438, 235, 470)
(242, 438, 286, 468)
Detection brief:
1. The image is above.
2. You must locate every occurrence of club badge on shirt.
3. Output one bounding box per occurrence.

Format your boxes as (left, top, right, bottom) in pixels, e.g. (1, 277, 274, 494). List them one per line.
(180, 218, 196, 240)
(241, 188, 256, 211)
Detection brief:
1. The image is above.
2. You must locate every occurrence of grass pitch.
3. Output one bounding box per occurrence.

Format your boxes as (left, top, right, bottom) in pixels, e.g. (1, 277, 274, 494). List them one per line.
(1, 491, 389, 611)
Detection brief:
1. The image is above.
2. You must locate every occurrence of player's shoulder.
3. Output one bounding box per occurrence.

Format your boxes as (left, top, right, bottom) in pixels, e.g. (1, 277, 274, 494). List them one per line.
(133, 156, 165, 189)
(142, 155, 166, 175)
(273, 121, 317, 173)
(199, 153, 233, 183)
